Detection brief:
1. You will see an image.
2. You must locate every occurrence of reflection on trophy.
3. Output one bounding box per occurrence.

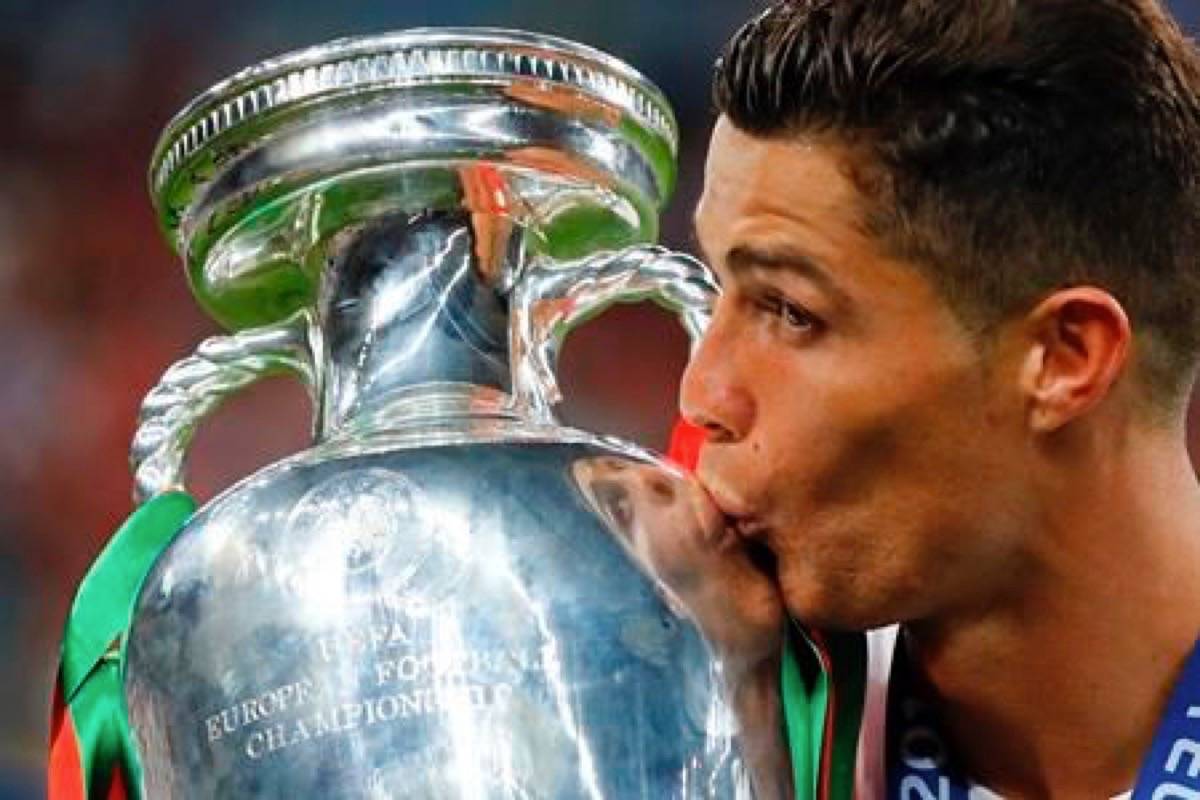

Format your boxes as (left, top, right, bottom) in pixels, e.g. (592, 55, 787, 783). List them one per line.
(121, 28, 751, 798)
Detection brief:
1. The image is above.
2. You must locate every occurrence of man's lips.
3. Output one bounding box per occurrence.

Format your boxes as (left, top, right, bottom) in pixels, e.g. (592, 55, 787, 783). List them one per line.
(715, 503, 779, 579)
(734, 519, 772, 545)
(698, 478, 770, 541)
(694, 474, 780, 579)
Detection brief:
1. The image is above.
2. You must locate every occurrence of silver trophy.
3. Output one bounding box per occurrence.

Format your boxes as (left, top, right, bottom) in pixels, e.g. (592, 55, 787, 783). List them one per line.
(124, 29, 747, 798)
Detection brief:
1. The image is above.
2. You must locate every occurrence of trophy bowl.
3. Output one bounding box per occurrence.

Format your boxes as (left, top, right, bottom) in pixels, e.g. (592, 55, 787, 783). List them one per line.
(123, 28, 747, 798)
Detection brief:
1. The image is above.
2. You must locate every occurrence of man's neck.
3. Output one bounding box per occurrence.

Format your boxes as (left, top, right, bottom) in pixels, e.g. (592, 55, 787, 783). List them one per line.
(905, 437, 1200, 799)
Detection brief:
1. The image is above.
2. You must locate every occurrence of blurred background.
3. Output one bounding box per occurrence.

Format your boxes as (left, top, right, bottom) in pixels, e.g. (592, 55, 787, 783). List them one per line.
(3, 1, 1200, 796)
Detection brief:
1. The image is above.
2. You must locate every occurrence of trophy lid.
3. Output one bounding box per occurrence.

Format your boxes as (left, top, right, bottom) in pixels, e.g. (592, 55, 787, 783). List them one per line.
(148, 28, 682, 329)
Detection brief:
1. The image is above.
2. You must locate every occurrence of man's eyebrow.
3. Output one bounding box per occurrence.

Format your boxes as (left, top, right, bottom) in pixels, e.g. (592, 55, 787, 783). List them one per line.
(726, 243, 851, 305)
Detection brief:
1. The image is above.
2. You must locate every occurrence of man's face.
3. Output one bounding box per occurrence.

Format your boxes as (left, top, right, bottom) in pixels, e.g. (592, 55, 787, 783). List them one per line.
(683, 118, 1034, 630)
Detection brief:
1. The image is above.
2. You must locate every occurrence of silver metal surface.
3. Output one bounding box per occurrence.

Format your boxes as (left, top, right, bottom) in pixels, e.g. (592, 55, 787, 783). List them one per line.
(125, 28, 745, 799)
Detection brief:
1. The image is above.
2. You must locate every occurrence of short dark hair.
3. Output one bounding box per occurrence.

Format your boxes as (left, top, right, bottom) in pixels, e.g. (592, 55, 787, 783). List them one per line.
(714, 0, 1200, 410)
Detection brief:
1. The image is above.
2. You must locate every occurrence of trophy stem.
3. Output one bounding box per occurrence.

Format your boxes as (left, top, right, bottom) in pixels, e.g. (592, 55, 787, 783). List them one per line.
(314, 209, 523, 440)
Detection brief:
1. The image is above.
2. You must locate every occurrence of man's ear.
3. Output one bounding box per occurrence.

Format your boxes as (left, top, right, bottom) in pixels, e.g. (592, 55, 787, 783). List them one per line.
(1017, 287, 1132, 433)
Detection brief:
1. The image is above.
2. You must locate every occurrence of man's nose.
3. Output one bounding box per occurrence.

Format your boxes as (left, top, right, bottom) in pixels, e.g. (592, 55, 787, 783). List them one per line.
(679, 312, 754, 444)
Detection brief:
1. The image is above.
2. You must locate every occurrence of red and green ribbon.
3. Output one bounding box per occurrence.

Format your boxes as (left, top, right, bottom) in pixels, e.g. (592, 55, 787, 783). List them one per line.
(48, 492, 195, 800)
(783, 626, 867, 799)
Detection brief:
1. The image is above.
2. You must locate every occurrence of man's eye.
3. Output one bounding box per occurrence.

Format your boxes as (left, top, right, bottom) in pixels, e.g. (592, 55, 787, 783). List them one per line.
(758, 294, 820, 332)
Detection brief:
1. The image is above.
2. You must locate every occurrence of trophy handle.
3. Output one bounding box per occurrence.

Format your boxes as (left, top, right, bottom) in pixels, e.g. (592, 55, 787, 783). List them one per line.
(512, 245, 718, 423)
(129, 310, 319, 504)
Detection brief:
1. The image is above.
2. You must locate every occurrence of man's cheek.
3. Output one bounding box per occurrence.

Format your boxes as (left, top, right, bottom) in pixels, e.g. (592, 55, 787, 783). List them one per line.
(796, 402, 920, 508)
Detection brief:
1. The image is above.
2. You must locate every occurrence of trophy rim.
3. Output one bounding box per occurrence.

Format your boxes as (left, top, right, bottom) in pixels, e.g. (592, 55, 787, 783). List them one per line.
(148, 27, 680, 210)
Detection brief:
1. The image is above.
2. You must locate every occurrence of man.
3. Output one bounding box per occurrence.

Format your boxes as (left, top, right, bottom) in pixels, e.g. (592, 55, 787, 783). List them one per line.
(673, 0, 1200, 797)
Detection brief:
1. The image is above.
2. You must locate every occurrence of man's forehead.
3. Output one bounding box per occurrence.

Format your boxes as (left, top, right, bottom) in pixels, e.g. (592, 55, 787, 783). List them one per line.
(697, 122, 869, 252)
(702, 119, 787, 192)
(701, 121, 863, 220)
(694, 122, 941, 313)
